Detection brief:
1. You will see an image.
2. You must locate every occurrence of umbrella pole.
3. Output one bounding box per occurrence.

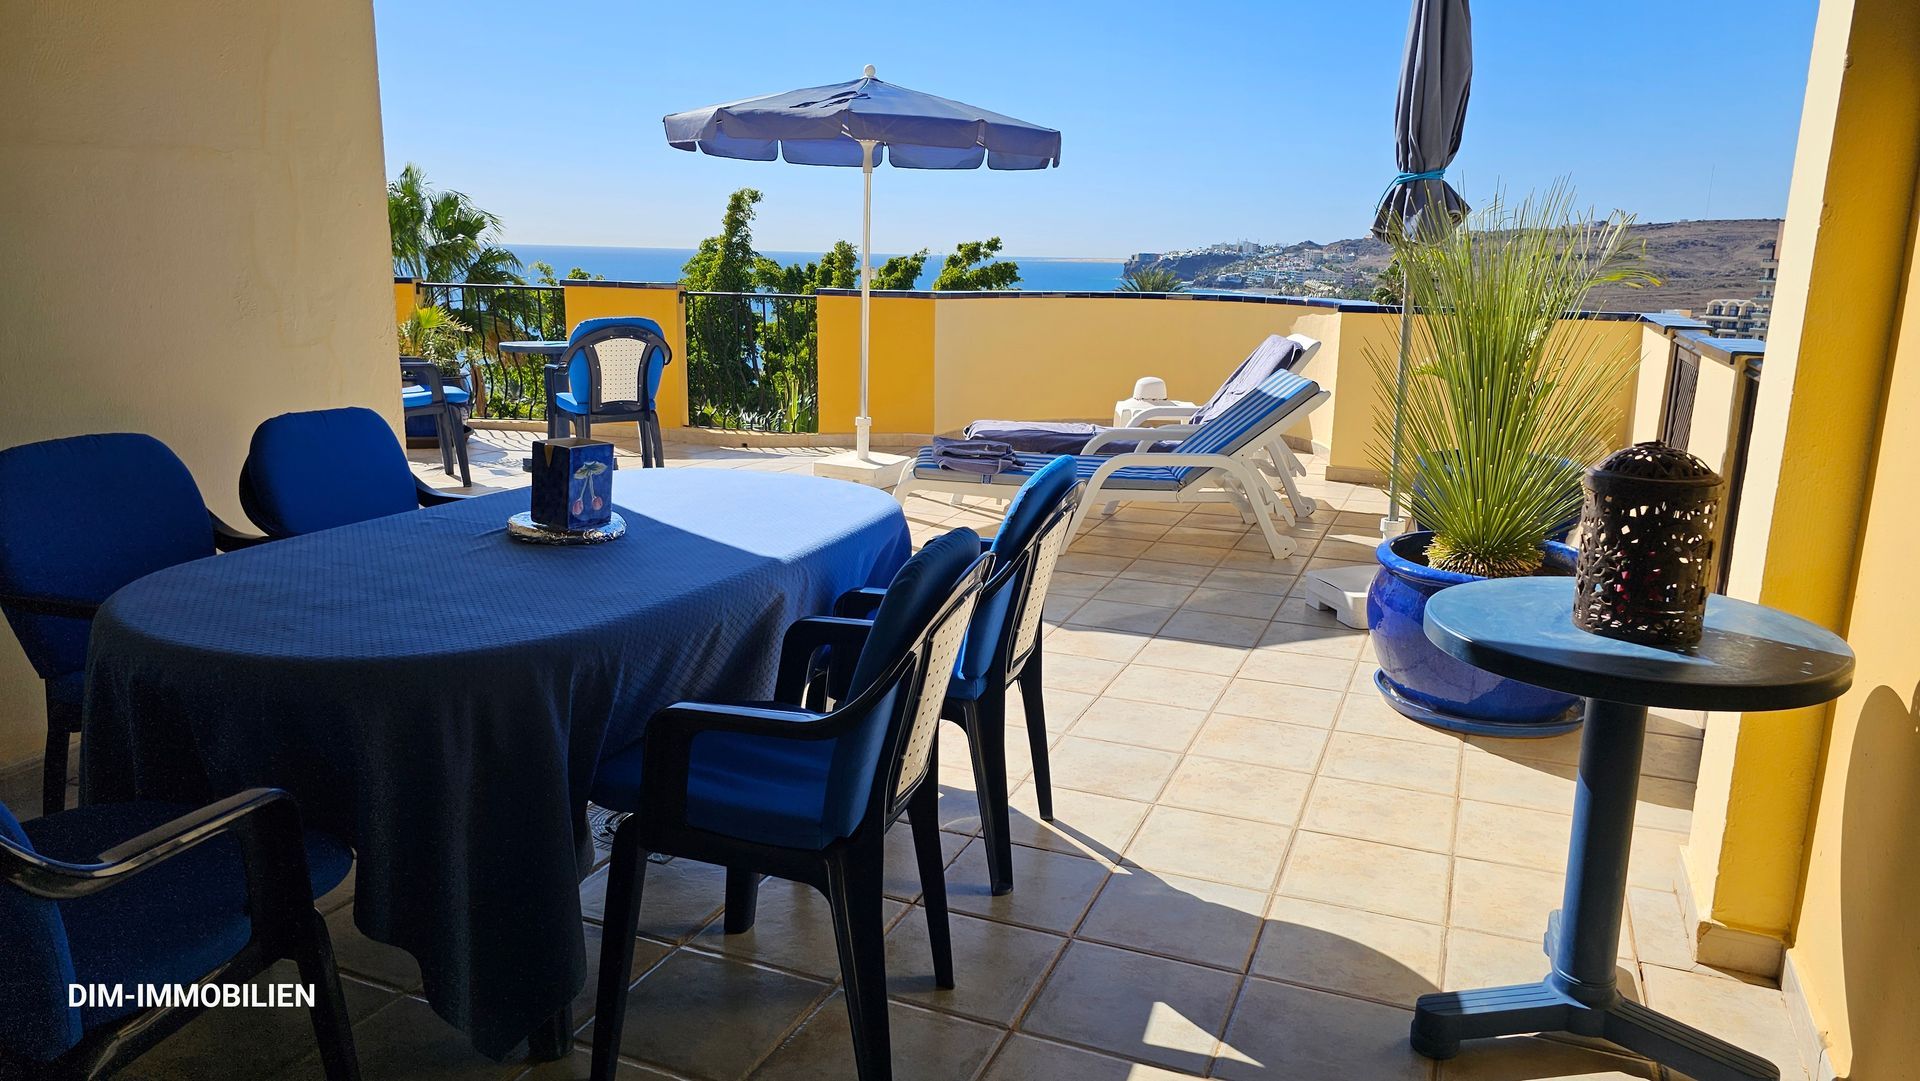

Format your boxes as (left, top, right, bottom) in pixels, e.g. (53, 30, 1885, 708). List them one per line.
(856, 139, 877, 461)
(1384, 299, 1412, 531)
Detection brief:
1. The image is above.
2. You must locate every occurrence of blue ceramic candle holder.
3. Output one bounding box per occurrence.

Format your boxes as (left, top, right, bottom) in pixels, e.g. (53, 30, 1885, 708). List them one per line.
(530, 438, 616, 532)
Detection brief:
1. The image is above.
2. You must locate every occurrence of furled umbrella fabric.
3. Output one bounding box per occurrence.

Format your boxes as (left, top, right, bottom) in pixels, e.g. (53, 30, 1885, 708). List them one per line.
(666, 68, 1061, 462)
(1372, 0, 1472, 241)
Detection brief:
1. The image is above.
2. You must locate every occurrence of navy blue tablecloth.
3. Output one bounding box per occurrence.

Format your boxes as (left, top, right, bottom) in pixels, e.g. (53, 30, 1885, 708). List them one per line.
(81, 469, 911, 1057)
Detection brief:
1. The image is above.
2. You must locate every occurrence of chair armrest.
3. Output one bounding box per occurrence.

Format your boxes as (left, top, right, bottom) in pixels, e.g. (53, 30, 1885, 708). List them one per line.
(1125, 405, 1200, 426)
(1082, 425, 1197, 454)
(210, 511, 270, 551)
(832, 587, 890, 619)
(776, 616, 875, 706)
(0, 591, 99, 620)
(1, 788, 312, 929)
(415, 478, 473, 505)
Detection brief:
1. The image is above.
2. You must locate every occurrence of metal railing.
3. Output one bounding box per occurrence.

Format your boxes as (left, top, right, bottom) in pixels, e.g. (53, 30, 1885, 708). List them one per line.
(416, 282, 565, 420)
(685, 291, 819, 434)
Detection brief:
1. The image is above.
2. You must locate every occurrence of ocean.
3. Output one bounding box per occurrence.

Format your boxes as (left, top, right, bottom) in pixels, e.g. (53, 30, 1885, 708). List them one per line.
(511, 244, 1127, 293)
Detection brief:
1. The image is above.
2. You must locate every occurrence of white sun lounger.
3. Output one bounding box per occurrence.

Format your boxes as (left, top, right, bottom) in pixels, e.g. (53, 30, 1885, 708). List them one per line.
(896, 368, 1329, 560)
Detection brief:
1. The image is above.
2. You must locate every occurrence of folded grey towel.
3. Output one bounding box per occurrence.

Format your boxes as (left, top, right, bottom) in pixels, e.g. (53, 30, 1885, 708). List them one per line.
(932, 436, 1019, 475)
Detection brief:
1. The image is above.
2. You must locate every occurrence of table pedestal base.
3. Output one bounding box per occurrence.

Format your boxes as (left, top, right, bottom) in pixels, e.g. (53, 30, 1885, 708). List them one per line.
(1410, 697, 1780, 1081)
(1412, 978, 1778, 1080)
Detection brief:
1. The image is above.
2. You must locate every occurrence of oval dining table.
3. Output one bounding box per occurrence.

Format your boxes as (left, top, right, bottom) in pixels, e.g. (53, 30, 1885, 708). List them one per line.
(80, 467, 913, 1060)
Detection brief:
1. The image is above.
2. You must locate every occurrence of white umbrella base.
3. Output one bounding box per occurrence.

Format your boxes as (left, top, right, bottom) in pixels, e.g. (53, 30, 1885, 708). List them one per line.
(813, 449, 909, 489)
(1301, 562, 1379, 630)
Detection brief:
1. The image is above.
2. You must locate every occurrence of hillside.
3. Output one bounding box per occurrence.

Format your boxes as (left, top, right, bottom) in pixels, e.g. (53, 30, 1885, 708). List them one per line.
(1126, 218, 1782, 313)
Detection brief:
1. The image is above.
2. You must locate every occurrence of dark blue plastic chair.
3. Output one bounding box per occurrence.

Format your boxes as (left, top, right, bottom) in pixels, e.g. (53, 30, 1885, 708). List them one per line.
(400, 360, 471, 487)
(545, 317, 672, 467)
(0, 789, 359, 1079)
(586, 528, 991, 1081)
(837, 456, 1082, 894)
(238, 406, 470, 538)
(0, 434, 264, 816)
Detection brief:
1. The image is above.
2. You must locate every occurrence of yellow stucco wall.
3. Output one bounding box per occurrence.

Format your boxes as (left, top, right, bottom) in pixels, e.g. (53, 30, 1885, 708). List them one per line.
(0, 1, 395, 766)
(394, 279, 417, 329)
(1682, 0, 1920, 975)
(817, 292, 935, 438)
(1629, 325, 1676, 444)
(560, 283, 689, 428)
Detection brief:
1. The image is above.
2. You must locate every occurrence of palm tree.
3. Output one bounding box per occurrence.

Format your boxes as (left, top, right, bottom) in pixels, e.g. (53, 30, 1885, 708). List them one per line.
(1117, 267, 1186, 293)
(387, 163, 524, 285)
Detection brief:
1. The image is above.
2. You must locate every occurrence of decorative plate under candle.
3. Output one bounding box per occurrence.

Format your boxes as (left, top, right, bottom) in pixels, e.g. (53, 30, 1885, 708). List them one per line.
(506, 511, 626, 545)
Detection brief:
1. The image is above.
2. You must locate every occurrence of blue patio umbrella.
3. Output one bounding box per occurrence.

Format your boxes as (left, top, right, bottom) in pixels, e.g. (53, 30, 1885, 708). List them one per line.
(1374, 0, 1472, 527)
(666, 67, 1061, 460)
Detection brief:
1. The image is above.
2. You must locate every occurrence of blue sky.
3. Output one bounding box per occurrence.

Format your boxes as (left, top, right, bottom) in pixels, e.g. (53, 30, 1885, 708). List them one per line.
(373, 0, 1817, 257)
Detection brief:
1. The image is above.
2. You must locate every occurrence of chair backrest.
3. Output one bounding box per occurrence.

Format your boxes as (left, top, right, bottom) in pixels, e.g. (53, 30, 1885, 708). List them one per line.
(1188, 335, 1310, 426)
(240, 407, 418, 537)
(955, 455, 1080, 687)
(1176, 369, 1320, 461)
(0, 434, 215, 680)
(563, 317, 673, 412)
(826, 529, 988, 834)
(0, 800, 81, 1062)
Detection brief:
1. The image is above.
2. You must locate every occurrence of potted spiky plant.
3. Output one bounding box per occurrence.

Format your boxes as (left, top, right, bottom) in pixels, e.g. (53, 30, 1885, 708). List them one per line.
(1366, 187, 1654, 736)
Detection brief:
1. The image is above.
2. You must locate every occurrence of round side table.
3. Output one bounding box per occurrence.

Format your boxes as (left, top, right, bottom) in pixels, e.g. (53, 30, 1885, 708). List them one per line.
(1411, 577, 1853, 1081)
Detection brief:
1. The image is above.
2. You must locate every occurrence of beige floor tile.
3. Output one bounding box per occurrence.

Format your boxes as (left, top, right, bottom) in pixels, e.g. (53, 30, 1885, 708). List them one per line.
(1158, 609, 1270, 647)
(1213, 978, 1429, 1081)
(885, 911, 1066, 1025)
(1070, 535, 1154, 559)
(1236, 650, 1359, 692)
(1103, 666, 1232, 711)
(1433, 1035, 1658, 1080)
(1212, 679, 1345, 728)
(1300, 777, 1456, 853)
(137, 962, 392, 1081)
(1093, 578, 1197, 610)
(1626, 829, 1685, 892)
(1159, 756, 1312, 826)
(1072, 697, 1211, 752)
(749, 995, 1000, 1081)
(325, 906, 424, 992)
(1460, 750, 1577, 814)
(1068, 599, 1177, 636)
(982, 1035, 1204, 1080)
(1024, 941, 1241, 1074)
(1626, 886, 1694, 971)
(1321, 732, 1461, 796)
(693, 877, 907, 979)
(1051, 736, 1182, 801)
(1201, 566, 1298, 597)
(516, 1048, 680, 1079)
(1189, 714, 1329, 773)
(1181, 587, 1285, 621)
(1006, 684, 1095, 730)
(1052, 570, 1114, 598)
(1119, 558, 1217, 586)
(1646, 708, 1709, 740)
(884, 825, 970, 902)
(1140, 541, 1231, 568)
(944, 836, 1112, 933)
(1008, 782, 1150, 863)
(1270, 593, 1361, 629)
(1045, 594, 1087, 624)
(1639, 966, 1804, 1078)
(1258, 620, 1368, 659)
(1277, 832, 1452, 924)
(1164, 524, 1245, 549)
(1061, 553, 1134, 576)
(1442, 927, 1554, 990)
(1335, 694, 1469, 748)
(1449, 858, 1563, 941)
(272, 993, 512, 1081)
(1042, 654, 1130, 694)
(1454, 800, 1573, 874)
(598, 951, 830, 1081)
(1125, 805, 1292, 890)
(1134, 637, 1251, 676)
(1091, 518, 1178, 542)
(1633, 777, 1695, 834)
(1049, 626, 1149, 662)
(1078, 868, 1268, 970)
(1468, 730, 1583, 768)
(1254, 896, 1446, 1006)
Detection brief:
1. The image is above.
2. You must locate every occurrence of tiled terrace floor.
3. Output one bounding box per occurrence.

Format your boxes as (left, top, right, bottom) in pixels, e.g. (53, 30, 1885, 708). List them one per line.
(24, 428, 1805, 1080)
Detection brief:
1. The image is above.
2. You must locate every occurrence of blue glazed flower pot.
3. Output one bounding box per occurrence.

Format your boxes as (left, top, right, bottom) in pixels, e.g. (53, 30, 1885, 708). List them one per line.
(1367, 531, 1583, 737)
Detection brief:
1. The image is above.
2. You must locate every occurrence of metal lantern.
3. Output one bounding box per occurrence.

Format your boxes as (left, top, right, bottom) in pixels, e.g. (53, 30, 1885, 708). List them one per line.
(1572, 442, 1724, 647)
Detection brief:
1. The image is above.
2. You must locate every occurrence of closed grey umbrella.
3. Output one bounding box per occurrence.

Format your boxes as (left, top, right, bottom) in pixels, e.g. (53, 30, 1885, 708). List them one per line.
(1375, 0, 1472, 526)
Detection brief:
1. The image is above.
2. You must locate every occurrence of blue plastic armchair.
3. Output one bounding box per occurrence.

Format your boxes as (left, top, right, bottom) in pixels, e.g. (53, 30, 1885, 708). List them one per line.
(586, 528, 991, 1081)
(837, 455, 1082, 894)
(0, 434, 263, 816)
(238, 407, 471, 538)
(0, 789, 359, 1080)
(545, 317, 673, 467)
(400, 360, 471, 486)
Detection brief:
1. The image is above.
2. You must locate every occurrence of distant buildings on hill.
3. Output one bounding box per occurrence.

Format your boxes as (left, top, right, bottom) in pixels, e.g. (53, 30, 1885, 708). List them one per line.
(1696, 224, 1781, 340)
